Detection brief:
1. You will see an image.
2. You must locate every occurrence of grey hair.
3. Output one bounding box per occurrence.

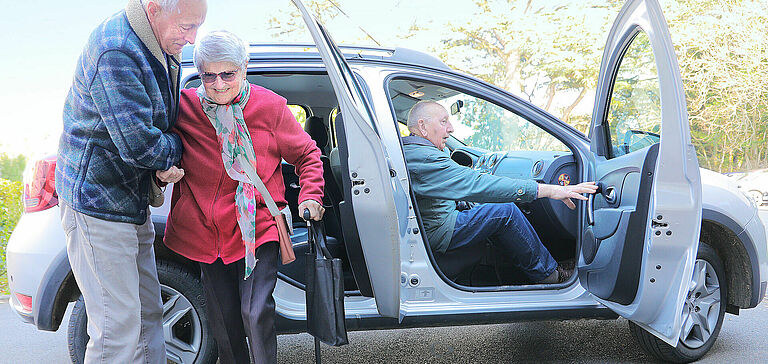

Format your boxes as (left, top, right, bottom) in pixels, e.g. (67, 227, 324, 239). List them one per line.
(193, 30, 249, 73)
(407, 101, 444, 132)
(141, 0, 180, 11)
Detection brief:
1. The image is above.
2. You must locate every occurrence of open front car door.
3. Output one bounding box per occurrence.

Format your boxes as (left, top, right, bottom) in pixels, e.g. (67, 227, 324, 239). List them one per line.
(579, 0, 702, 345)
(292, 0, 403, 319)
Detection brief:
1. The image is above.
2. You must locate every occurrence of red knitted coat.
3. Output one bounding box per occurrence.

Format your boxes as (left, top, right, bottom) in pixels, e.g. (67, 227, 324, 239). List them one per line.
(164, 84, 324, 264)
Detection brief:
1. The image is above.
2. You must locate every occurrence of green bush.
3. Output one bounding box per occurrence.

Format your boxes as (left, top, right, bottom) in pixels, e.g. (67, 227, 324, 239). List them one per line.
(1, 178, 23, 295)
(0, 153, 27, 182)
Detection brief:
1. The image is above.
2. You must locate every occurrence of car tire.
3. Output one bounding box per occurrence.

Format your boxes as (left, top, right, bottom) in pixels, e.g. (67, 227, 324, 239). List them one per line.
(67, 260, 217, 364)
(67, 296, 87, 364)
(628, 242, 727, 363)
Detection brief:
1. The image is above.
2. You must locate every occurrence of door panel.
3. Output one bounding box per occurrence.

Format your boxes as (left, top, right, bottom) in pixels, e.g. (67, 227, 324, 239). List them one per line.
(292, 0, 403, 319)
(585, 144, 658, 305)
(580, 0, 701, 346)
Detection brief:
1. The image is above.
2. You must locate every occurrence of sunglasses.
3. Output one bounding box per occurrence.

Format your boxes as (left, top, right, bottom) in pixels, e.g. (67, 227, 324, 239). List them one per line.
(200, 70, 238, 83)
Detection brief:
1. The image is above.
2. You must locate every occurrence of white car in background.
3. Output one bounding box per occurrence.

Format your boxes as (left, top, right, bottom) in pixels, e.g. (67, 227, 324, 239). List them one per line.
(728, 169, 768, 206)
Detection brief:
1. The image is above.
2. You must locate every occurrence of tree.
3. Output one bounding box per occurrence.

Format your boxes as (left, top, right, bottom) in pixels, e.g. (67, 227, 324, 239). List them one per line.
(268, 0, 338, 40)
(267, 0, 376, 45)
(433, 0, 623, 132)
(264, 0, 768, 172)
(433, 0, 768, 172)
(0, 179, 23, 295)
(662, 0, 768, 172)
(0, 153, 27, 182)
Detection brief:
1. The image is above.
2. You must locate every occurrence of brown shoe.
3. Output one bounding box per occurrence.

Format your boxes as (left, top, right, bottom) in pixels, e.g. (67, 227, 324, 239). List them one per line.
(538, 269, 559, 284)
(556, 265, 573, 283)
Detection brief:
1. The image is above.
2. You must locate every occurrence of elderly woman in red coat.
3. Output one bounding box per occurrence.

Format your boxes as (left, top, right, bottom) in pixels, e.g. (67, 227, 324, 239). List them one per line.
(164, 30, 324, 364)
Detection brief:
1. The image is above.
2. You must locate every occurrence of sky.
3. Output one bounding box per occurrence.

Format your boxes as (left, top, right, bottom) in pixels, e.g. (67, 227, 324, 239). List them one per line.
(0, 0, 487, 158)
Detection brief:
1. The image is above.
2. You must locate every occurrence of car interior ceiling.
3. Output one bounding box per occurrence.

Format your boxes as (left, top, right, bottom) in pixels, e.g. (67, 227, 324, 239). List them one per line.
(186, 71, 578, 291)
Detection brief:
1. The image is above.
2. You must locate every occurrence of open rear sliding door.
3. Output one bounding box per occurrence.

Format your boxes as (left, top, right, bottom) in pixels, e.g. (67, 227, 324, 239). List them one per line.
(292, 0, 403, 319)
(579, 0, 702, 346)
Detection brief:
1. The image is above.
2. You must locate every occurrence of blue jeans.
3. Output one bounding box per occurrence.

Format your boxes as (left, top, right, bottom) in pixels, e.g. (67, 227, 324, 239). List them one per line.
(448, 203, 558, 283)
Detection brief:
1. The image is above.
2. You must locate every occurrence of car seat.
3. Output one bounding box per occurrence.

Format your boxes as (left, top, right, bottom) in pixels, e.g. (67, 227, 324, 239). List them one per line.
(302, 116, 344, 238)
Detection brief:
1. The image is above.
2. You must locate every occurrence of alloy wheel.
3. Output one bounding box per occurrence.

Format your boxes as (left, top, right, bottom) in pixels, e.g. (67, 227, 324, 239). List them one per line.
(161, 284, 203, 364)
(679, 258, 721, 349)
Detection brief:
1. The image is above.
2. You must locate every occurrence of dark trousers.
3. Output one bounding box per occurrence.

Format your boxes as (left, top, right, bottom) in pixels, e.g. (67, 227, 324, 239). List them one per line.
(446, 203, 558, 283)
(199, 242, 279, 364)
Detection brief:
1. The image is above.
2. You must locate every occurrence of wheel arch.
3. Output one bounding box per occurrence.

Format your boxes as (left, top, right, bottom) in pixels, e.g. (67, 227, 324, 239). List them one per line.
(701, 209, 762, 311)
(35, 221, 199, 332)
(152, 220, 201, 276)
(34, 249, 80, 331)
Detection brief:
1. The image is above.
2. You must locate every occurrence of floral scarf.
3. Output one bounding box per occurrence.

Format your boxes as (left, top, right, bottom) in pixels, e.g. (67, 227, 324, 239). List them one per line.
(197, 81, 261, 279)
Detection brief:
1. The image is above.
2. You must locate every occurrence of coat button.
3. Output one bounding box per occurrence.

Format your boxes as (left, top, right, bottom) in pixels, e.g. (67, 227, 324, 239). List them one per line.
(517, 188, 524, 194)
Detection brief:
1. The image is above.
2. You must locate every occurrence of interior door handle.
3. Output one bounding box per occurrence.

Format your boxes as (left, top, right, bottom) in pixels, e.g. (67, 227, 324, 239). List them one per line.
(587, 182, 604, 226)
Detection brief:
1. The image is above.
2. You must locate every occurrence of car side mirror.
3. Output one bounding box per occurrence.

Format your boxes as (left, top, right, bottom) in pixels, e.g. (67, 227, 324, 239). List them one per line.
(450, 100, 463, 115)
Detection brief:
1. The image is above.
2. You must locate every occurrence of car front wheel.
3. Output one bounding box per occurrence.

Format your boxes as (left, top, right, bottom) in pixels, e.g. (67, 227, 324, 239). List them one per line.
(67, 261, 217, 364)
(629, 242, 726, 363)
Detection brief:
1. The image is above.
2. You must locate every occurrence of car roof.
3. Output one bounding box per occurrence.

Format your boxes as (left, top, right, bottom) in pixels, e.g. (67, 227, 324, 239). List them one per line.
(180, 43, 452, 72)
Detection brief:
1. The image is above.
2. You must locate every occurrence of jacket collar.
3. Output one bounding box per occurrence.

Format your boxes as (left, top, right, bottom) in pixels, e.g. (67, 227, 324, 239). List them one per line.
(402, 135, 437, 148)
(125, 0, 179, 71)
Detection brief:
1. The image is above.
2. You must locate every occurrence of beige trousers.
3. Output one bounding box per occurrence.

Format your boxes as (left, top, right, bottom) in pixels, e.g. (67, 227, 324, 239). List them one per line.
(60, 202, 165, 364)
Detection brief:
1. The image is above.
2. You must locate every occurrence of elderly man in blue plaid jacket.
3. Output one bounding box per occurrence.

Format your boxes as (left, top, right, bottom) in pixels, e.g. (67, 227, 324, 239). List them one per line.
(56, 0, 206, 362)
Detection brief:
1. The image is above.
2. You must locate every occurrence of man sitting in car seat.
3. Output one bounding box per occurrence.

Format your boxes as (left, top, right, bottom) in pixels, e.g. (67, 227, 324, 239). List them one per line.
(402, 101, 598, 284)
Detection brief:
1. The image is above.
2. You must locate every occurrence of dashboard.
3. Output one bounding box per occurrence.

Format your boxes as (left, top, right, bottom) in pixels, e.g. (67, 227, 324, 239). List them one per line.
(450, 147, 580, 249)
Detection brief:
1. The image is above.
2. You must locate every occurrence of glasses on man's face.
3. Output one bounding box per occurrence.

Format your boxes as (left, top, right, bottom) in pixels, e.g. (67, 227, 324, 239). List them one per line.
(200, 70, 238, 83)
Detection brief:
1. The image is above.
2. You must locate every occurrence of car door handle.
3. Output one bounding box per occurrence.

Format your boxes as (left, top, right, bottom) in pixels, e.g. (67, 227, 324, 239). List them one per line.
(587, 182, 605, 226)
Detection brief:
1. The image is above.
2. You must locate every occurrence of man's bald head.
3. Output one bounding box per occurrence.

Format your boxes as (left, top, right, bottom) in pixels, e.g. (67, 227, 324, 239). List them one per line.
(145, 0, 207, 55)
(407, 101, 445, 133)
(406, 101, 454, 150)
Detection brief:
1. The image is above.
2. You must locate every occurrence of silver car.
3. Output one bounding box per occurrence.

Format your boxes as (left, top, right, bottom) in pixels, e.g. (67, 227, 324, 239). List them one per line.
(7, 0, 767, 363)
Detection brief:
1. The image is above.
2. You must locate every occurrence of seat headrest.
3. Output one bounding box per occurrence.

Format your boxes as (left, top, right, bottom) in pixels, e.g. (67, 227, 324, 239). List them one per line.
(304, 116, 328, 150)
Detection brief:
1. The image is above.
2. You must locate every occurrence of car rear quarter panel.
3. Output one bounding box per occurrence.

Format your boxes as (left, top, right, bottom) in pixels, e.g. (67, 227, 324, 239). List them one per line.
(6, 207, 67, 320)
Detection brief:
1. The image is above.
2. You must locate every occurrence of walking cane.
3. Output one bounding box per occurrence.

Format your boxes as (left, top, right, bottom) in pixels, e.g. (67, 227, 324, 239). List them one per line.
(304, 209, 322, 364)
(314, 336, 322, 364)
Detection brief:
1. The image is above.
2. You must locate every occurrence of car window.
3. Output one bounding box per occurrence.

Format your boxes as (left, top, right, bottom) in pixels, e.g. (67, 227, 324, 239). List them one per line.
(396, 122, 410, 137)
(388, 78, 569, 152)
(287, 104, 308, 128)
(330, 107, 339, 146)
(448, 96, 568, 152)
(606, 31, 661, 158)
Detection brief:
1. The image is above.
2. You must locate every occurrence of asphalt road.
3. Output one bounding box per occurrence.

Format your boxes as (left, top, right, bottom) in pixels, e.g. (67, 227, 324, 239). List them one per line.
(2, 298, 768, 363)
(3, 210, 768, 363)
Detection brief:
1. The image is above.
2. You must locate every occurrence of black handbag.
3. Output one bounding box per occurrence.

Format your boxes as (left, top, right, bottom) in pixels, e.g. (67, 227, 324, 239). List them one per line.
(305, 215, 349, 349)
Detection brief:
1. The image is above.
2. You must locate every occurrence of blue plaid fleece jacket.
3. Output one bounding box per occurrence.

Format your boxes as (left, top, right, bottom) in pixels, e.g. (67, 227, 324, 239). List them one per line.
(56, 2, 181, 224)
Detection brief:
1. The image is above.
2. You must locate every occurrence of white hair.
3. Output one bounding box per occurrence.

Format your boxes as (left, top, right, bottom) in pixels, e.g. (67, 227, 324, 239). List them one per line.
(193, 30, 249, 72)
(407, 101, 444, 132)
(141, 0, 180, 11)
